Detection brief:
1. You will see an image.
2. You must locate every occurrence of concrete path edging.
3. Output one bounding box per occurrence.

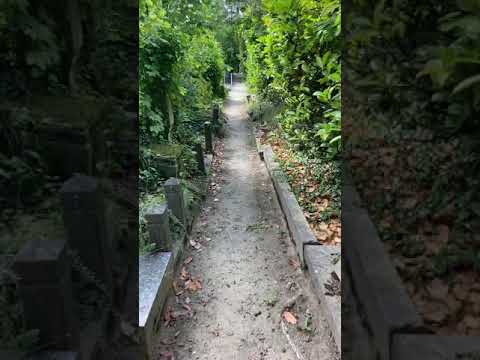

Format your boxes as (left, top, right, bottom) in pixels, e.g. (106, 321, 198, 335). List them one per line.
(262, 145, 317, 265)
(343, 184, 423, 360)
(392, 334, 480, 359)
(304, 245, 341, 352)
(256, 140, 342, 353)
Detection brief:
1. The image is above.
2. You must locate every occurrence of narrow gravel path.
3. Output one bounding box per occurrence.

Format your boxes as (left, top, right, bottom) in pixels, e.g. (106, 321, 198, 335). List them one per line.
(155, 82, 338, 360)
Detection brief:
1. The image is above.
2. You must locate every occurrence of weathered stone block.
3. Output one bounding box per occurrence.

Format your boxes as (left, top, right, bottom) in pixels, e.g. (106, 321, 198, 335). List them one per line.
(212, 104, 220, 130)
(392, 334, 480, 360)
(343, 207, 423, 360)
(194, 143, 206, 174)
(204, 121, 213, 154)
(151, 144, 184, 178)
(164, 178, 186, 226)
(60, 174, 113, 293)
(263, 146, 317, 265)
(139, 252, 173, 360)
(304, 245, 341, 352)
(145, 204, 170, 251)
(14, 239, 79, 350)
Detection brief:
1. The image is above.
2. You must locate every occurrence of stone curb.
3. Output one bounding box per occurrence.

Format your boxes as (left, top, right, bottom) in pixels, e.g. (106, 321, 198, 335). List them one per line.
(262, 145, 317, 266)
(343, 184, 423, 360)
(304, 245, 341, 352)
(392, 334, 480, 359)
(255, 140, 342, 352)
(139, 252, 174, 360)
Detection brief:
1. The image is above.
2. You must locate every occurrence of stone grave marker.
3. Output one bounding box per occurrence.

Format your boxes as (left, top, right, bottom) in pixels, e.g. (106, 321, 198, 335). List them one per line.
(204, 121, 213, 154)
(145, 204, 171, 251)
(60, 174, 113, 294)
(194, 143, 206, 174)
(14, 239, 79, 350)
(164, 177, 186, 226)
(212, 104, 220, 130)
(151, 144, 184, 178)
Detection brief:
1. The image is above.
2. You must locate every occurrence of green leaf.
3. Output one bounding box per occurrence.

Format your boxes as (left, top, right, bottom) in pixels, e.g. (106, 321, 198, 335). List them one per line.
(452, 74, 480, 94)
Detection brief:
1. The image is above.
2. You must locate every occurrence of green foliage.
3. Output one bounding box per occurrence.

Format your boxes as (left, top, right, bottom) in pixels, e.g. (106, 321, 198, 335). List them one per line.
(345, 0, 480, 134)
(241, 0, 341, 157)
(0, 0, 60, 79)
(139, 0, 234, 253)
(139, 0, 228, 137)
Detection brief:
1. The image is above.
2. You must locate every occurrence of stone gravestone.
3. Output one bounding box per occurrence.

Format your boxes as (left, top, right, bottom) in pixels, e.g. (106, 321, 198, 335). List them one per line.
(212, 104, 220, 130)
(60, 174, 113, 295)
(151, 144, 184, 178)
(164, 178, 186, 226)
(145, 204, 171, 251)
(14, 239, 79, 350)
(204, 121, 213, 154)
(194, 143, 206, 174)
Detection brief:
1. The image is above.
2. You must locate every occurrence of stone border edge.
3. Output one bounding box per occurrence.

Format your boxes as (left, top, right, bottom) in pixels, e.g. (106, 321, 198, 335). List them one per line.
(343, 177, 424, 360)
(254, 135, 342, 353)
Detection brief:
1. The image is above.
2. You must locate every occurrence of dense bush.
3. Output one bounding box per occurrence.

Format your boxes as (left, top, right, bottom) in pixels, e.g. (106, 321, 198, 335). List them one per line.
(241, 0, 341, 157)
(139, 0, 228, 190)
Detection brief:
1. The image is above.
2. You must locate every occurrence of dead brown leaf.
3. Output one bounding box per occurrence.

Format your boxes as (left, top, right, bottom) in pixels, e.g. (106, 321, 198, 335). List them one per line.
(288, 258, 301, 270)
(159, 350, 175, 359)
(185, 278, 202, 292)
(180, 267, 190, 281)
(184, 256, 193, 265)
(283, 311, 297, 325)
(173, 280, 184, 296)
(164, 306, 176, 326)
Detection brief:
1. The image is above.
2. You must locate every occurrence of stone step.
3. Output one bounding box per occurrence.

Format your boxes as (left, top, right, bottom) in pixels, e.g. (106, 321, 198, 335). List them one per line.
(139, 252, 174, 360)
(304, 245, 341, 352)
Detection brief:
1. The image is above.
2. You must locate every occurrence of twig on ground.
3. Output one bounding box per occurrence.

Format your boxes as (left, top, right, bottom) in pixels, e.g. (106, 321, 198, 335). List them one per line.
(281, 320, 306, 360)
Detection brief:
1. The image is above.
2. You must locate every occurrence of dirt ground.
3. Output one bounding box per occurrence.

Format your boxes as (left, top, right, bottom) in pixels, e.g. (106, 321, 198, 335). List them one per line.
(154, 83, 338, 360)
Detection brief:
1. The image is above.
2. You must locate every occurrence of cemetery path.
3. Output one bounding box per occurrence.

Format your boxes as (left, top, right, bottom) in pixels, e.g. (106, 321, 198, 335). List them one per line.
(155, 82, 338, 360)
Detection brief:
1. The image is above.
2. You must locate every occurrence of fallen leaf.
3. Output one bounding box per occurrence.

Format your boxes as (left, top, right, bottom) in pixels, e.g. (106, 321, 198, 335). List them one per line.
(182, 304, 192, 313)
(283, 311, 297, 325)
(184, 256, 193, 265)
(161, 338, 176, 345)
(185, 278, 202, 292)
(189, 239, 202, 250)
(173, 280, 184, 296)
(288, 258, 301, 270)
(164, 306, 176, 326)
(159, 350, 175, 359)
(180, 267, 190, 281)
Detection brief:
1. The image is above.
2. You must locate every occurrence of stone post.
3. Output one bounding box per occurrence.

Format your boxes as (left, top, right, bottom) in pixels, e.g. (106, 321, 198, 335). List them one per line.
(164, 178, 186, 226)
(14, 239, 79, 350)
(60, 174, 113, 294)
(194, 143, 206, 174)
(144, 204, 171, 251)
(212, 104, 220, 129)
(204, 121, 213, 154)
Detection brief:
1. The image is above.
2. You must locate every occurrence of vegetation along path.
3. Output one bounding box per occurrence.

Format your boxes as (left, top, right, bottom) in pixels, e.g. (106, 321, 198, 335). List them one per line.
(155, 82, 338, 360)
